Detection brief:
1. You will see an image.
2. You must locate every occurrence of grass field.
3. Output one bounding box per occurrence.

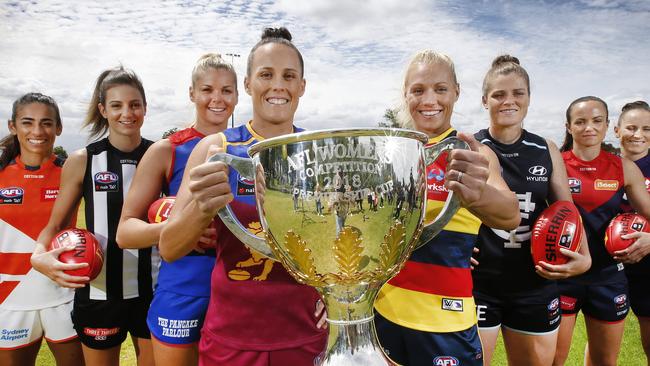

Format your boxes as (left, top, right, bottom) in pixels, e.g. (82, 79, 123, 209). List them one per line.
(35, 202, 647, 365)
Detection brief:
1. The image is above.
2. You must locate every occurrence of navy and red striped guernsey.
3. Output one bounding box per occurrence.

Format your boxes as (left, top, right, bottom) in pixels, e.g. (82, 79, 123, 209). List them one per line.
(562, 150, 626, 282)
(79, 138, 159, 301)
(375, 128, 480, 333)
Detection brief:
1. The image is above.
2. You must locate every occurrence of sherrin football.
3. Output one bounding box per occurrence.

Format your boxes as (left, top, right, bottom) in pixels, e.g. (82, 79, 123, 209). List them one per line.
(148, 196, 175, 223)
(50, 228, 103, 281)
(531, 201, 583, 265)
(605, 213, 650, 255)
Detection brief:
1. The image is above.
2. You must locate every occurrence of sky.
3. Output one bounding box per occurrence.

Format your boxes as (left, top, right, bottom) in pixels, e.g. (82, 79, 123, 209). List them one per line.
(1, 0, 648, 153)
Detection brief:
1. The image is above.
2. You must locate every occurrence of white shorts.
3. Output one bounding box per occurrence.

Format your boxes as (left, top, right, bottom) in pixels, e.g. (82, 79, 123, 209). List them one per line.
(0, 301, 77, 350)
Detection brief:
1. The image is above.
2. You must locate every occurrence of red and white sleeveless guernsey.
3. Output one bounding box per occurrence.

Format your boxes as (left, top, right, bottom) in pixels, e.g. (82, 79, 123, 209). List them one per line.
(0, 155, 74, 310)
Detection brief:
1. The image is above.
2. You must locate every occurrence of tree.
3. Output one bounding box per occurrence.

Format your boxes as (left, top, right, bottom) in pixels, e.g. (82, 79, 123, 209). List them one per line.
(601, 142, 620, 155)
(53, 146, 68, 159)
(378, 108, 400, 128)
(162, 128, 179, 139)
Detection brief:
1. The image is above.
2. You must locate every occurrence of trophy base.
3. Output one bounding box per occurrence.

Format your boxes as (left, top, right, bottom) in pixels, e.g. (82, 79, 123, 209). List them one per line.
(315, 316, 397, 366)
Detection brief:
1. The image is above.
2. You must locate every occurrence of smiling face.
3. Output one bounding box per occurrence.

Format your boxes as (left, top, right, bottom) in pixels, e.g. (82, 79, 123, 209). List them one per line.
(9, 102, 61, 161)
(616, 109, 650, 158)
(483, 73, 530, 128)
(98, 84, 146, 138)
(404, 61, 459, 137)
(190, 68, 238, 131)
(244, 42, 305, 126)
(567, 100, 609, 149)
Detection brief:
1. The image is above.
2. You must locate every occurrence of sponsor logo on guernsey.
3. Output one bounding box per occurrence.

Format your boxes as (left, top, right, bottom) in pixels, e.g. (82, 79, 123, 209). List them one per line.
(427, 168, 448, 193)
(41, 187, 59, 201)
(236, 174, 255, 196)
(579, 167, 596, 171)
(614, 294, 627, 309)
(527, 165, 549, 181)
(23, 174, 44, 179)
(94, 172, 119, 192)
(594, 179, 619, 191)
(0, 186, 24, 204)
(441, 298, 463, 312)
(434, 356, 459, 366)
(83, 327, 120, 341)
(568, 178, 581, 193)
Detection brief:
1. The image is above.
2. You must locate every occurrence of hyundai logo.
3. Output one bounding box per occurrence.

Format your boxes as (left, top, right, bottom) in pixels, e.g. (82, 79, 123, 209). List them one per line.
(529, 166, 547, 176)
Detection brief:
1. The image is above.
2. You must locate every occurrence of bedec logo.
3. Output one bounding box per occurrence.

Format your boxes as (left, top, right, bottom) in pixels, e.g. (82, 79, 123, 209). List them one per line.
(529, 165, 547, 176)
(428, 168, 445, 182)
(0, 186, 24, 204)
(434, 356, 459, 366)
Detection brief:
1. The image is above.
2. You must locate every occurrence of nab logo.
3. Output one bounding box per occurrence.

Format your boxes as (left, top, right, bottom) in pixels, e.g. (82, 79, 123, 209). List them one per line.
(236, 174, 255, 196)
(0, 186, 24, 204)
(428, 168, 445, 182)
(529, 165, 547, 176)
(94, 172, 119, 192)
(568, 178, 581, 193)
(434, 356, 459, 366)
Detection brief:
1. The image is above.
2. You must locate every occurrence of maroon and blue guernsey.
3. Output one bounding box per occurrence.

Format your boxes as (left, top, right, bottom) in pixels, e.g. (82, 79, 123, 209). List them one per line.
(621, 153, 650, 277)
(562, 150, 626, 283)
(200, 122, 327, 351)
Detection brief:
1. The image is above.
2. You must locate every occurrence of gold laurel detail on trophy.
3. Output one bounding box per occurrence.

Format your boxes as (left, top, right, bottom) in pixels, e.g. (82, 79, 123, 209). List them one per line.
(379, 221, 406, 271)
(283, 230, 323, 285)
(332, 226, 364, 281)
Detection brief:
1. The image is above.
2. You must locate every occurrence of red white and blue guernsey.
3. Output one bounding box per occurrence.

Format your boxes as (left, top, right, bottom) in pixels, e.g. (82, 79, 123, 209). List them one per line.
(562, 150, 626, 283)
(147, 127, 217, 345)
(0, 155, 73, 311)
(199, 122, 327, 354)
(375, 128, 480, 333)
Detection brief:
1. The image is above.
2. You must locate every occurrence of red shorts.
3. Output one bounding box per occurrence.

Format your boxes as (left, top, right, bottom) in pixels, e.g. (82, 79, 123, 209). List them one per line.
(199, 334, 325, 366)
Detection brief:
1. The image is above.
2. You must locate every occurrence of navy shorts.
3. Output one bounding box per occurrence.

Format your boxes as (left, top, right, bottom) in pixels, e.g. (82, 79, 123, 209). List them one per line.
(72, 296, 151, 349)
(474, 281, 560, 334)
(558, 278, 629, 322)
(627, 275, 650, 318)
(375, 311, 483, 366)
(147, 290, 209, 345)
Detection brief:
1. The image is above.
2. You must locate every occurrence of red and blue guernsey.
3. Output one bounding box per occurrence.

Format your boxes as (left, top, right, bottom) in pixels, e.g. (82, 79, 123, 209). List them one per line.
(622, 154, 650, 278)
(563, 150, 626, 282)
(201, 121, 327, 350)
(156, 127, 215, 297)
(375, 128, 480, 332)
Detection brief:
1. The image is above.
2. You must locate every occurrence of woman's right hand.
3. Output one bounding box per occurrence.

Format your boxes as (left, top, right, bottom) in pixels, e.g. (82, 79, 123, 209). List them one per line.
(31, 246, 89, 288)
(188, 146, 234, 218)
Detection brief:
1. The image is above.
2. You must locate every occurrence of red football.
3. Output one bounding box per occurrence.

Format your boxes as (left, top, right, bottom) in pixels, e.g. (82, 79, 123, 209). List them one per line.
(50, 228, 103, 281)
(605, 213, 650, 255)
(531, 201, 583, 265)
(148, 196, 175, 223)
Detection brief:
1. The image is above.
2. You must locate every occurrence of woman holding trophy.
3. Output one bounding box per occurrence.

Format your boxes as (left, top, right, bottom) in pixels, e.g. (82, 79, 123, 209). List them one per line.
(373, 50, 520, 366)
(160, 27, 328, 365)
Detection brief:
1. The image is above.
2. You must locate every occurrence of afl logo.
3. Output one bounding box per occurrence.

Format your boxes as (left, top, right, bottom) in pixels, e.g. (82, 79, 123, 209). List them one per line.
(568, 177, 581, 193)
(428, 168, 445, 182)
(0, 187, 24, 198)
(434, 356, 459, 366)
(238, 175, 254, 185)
(529, 165, 547, 176)
(94, 172, 119, 184)
(548, 298, 559, 311)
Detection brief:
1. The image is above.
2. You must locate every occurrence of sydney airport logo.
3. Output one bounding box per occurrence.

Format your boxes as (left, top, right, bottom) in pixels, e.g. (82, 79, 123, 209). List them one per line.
(427, 168, 448, 192)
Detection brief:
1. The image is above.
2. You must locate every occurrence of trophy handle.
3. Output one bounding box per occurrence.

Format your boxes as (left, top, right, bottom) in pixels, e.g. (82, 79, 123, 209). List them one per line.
(208, 152, 277, 260)
(416, 136, 469, 250)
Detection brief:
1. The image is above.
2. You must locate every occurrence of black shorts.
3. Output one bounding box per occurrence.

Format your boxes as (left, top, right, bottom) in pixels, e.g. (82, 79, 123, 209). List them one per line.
(375, 311, 483, 366)
(72, 296, 152, 349)
(558, 278, 629, 322)
(626, 275, 650, 318)
(473, 282, 560, 334)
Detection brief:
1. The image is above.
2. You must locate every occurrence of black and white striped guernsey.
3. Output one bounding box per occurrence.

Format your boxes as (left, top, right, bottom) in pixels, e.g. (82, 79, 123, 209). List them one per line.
(79, 138, 159, 301)
(473, 129, 554, 291)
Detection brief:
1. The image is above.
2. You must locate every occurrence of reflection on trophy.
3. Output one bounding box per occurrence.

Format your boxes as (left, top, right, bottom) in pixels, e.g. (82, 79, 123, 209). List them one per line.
(212, 128, 466, 365)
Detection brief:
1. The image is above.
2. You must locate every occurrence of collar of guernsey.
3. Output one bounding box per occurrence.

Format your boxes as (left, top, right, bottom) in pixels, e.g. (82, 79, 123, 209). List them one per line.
(374, 126, 480, 333)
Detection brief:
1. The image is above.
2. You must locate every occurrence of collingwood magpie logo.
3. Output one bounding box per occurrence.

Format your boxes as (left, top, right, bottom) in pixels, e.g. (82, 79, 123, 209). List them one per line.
(527, 165, 548, 182)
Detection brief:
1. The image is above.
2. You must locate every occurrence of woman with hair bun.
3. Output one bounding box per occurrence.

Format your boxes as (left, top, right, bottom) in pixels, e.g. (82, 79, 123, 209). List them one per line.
(31, 66, 157, 366)
(0, 93, 83, 366)
(555, 96, 650, 365)
(373, 49, 520, 366)
(614, 100, 650, 363)
(116, 53, 237, 365)
(471, 54, 591, 366)
(160, 27, 327, 366)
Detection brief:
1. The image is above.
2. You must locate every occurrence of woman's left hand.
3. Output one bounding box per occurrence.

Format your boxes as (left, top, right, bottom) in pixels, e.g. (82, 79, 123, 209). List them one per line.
(613, 231, 650, 264)
(444, 132, 490, 208)
(535, 248, 591, 280)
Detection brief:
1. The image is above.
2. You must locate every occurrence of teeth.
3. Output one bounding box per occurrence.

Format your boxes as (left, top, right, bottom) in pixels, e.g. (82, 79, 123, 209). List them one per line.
(209, 107, 226, 112)
(28, 139, 45, 144)
(420, 110, 441, 117)
(267, 98, 288, 105)
(500, 109, 517, 113)
(119, 121, 135, 125)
